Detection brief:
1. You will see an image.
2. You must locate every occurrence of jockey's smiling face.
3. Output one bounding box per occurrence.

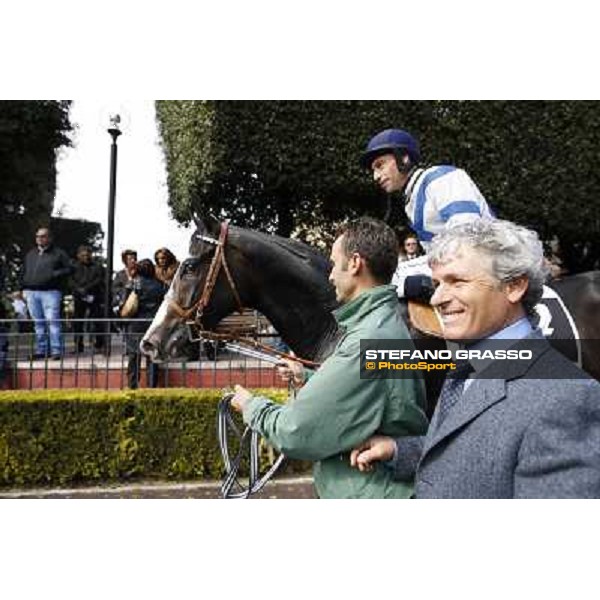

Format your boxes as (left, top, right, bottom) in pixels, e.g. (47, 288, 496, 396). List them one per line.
(430, 245, 528, 341)
(371, 153, 410, 194)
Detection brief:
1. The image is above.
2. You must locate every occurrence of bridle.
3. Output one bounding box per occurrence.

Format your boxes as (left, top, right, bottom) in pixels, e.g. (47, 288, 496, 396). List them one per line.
(168, 220, 321, 369)
(168, 221, 245, 327)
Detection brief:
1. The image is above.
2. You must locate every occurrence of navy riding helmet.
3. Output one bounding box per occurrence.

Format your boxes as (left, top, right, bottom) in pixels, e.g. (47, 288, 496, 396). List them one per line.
(360, 128, 421, 170)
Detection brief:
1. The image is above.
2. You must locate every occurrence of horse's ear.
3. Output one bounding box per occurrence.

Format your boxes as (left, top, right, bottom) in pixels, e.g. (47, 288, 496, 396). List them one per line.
(205, 214, 221, 237)
(192, 211, 220, 234)
(192, 212, 205, 231)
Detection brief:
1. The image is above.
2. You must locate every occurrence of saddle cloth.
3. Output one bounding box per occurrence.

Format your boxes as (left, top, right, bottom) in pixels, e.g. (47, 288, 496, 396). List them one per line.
(534, 285, 581, 366)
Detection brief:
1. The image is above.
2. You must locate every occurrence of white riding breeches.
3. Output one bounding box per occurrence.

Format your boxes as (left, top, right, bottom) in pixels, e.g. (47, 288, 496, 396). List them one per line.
(391, 256, 431, 298)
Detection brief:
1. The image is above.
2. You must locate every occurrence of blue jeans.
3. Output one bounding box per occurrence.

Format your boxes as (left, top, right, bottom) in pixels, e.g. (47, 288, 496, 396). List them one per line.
(24, 290, 63, 356)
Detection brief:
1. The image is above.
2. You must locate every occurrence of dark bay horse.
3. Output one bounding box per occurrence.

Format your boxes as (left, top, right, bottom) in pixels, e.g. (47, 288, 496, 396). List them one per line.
(141, 219, 600, 406)
(544, 271, 600, 377)
(141, 217, 341, 365)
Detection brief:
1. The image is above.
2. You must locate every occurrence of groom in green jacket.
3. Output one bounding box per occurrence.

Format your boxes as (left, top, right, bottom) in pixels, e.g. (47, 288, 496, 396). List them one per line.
(231, 217, 428, 498)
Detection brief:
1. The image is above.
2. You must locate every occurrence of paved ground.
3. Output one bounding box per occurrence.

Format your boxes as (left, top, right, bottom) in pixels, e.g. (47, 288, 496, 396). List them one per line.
(0, 476, 317, 499)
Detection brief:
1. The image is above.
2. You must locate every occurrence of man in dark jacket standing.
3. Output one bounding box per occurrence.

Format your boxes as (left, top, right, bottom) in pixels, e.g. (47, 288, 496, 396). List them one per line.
(20, 227, 73, 359)
(71, 245, 106, 353)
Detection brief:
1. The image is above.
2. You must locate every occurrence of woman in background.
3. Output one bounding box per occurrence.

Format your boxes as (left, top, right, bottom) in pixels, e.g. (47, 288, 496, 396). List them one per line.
(153, 247, 180, 291)
(121, 259, 165, 389)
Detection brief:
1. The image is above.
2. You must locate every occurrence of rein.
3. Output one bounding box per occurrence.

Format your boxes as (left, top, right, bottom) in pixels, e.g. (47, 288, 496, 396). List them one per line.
(217, 340, 302, 499)
(218, 392, 287, 499)
(200, 332, 321, 369)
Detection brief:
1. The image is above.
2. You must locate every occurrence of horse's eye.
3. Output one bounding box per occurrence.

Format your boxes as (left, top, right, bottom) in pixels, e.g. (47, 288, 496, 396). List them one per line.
(181, 259, 198, 276)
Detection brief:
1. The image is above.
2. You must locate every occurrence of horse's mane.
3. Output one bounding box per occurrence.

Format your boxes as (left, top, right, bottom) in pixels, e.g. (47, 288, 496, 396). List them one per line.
(240, 227, 328, 263)
(232, 226, 338, 313)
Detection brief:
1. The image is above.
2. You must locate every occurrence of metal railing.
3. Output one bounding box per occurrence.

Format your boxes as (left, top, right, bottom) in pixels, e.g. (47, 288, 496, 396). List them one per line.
(0, 318, 286, 391)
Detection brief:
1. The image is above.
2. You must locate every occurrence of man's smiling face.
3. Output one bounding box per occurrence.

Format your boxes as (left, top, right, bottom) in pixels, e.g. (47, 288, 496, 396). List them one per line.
(430, 245, 526, 341)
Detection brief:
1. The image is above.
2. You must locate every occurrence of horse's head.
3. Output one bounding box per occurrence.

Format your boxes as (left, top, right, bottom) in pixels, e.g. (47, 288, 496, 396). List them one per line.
(142, 215, 341, 363)
(140, 216, 247, 362)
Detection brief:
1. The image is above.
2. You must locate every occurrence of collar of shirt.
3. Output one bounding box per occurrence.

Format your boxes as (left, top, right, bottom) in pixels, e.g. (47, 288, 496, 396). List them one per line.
(462, 317, 533, 384)
(481, 317, 533, 343)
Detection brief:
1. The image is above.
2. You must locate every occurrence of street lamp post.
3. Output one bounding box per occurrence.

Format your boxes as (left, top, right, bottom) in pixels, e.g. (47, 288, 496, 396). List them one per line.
(103, 115, 122, 339)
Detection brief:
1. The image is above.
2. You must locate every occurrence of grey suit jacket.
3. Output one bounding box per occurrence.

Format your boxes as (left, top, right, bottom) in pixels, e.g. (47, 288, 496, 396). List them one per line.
(391, 330, 600, 498)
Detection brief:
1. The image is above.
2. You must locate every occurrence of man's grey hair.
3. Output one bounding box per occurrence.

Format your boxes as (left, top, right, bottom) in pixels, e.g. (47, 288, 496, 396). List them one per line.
(428, 218, 548, 317)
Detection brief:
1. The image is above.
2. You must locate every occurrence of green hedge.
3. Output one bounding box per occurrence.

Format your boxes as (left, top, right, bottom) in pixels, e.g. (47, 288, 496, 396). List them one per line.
(0, 388, 306, 488)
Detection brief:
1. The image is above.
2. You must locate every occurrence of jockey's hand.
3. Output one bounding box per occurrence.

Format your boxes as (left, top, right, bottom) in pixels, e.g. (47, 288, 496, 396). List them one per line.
(276, 359, 305, 388)
(231, 384, 253, 412)
(350, 435, 397, 472)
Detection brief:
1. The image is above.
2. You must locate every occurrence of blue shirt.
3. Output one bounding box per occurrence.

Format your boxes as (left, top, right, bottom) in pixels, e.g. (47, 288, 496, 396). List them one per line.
(463, 317, 533, 390)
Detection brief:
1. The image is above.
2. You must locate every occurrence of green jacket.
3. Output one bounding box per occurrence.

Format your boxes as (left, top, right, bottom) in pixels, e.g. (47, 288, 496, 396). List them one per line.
(243, 285, 428, 499)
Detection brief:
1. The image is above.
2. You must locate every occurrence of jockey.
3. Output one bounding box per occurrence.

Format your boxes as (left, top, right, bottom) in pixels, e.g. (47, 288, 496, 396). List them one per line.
(361, 128, 494, 300)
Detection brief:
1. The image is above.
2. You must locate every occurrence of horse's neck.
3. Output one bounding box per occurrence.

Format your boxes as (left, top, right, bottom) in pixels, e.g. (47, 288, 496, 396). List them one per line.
(254, 294, 340, 363)
(240, 244, 339, 361)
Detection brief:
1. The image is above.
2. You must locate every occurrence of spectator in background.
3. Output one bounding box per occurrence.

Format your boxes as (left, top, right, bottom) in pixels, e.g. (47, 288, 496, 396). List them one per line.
(392, 232, 426, 294)
(19, 227, 73, 360)
(153, 247, 180, 291)
(544, 240, 568, 281)
(399, 232, 425, 262)
(71, 245, 106, 354)
(545, 255, 568, 281)
(112, 249, 138, 312)
(10, 292, 30, 333)
(118, 258, 165, 389)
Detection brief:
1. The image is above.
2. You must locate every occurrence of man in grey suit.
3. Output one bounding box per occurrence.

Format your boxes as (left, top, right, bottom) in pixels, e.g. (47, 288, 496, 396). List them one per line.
(350, 218, 600, 498)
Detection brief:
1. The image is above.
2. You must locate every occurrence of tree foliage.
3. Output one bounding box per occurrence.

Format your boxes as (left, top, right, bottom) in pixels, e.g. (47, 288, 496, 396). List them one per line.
(155, 101, 434, 235)
(0, 100, 73, 286)
(427, 101, 600, 272)
(156, 101, 600, 271)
